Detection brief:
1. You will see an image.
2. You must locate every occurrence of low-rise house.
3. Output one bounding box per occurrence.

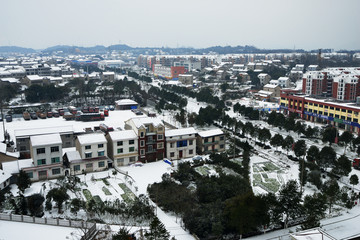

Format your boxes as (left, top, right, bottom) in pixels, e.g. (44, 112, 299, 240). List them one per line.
(165, 127, 197, 160)
(101, 72, 115, 82)
(0, 142, 19, 168)
(124, 117, 165, 162)
(22, 133, 64, 181)
(106, 130, 138, 166)
(258, 73, 271, 85)
(74, 133, 109, 174)
(278, 76, 290, 88)
(115, 99, 138, 110)
(178, 74, 193, 85)
(196, 129, 225, 154)
(263, 84, 281, 98)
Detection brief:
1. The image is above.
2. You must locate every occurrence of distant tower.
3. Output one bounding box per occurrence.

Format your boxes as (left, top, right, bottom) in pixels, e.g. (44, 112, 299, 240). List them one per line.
(318, 49, 322, 67)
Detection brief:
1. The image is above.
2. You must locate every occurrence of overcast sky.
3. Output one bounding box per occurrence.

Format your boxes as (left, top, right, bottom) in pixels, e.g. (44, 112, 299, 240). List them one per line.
(1, 0, 359, 50)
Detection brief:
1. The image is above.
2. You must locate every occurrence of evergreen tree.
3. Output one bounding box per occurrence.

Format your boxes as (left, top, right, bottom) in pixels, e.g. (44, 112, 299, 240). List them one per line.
(332, 155, 352, 177)
(339, 131, 353, 153)
(46, 187, 69, 213)
(27, 194, 45, 217)
(301, 193, 327, 230)
(350, 174, 359, 190)
(17, 170, 31, 195)
(322, 179, 340, 214)
(278, 180, 302, 228)
(282, 135, 294, 155)
(145, 217, 170, 240)
(322, 127, 337, 145)
(307, 146, 320, 163)
(319, 146, 337, 168)
(270, 133, 284, 150)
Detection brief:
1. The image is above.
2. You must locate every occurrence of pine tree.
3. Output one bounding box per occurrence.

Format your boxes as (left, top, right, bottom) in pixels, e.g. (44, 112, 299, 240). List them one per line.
(145, 217, 170, 240)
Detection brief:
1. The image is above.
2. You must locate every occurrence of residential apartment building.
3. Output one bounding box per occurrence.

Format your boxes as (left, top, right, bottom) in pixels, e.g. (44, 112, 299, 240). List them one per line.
(106, 130, 138, 166)
(15, 126, 75, 159)
(258, 73, 271, 85)
(153, 64, 185, 79)
(124, 117, 165, 162)
(165, 127, 197, 160)
(196, 129, 225, 154)
(22, 133, 64, 181)
(278, 77, 290, 88)
(75, 133, 109, 173)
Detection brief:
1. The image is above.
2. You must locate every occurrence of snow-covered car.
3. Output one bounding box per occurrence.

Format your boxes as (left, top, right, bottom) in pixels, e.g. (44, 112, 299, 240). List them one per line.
(192, 156, 203, 161)
(130, 161, 144, 167)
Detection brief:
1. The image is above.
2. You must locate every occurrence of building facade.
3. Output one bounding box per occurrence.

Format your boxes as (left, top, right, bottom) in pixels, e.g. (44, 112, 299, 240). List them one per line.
(196, 129, 225, 154)
(165, 127, 197, 160)
(106, 130, 138, 166)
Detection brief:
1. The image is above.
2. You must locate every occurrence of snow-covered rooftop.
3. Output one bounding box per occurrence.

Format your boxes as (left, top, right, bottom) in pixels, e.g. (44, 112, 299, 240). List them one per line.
(2, 159, 33, 174)
(264, 84, 278, 89)
(115, 99, 138, 105)
(30, 133, 62, 147)
(0, 169, 11, 184)
(290, 228, 336, 240)
(198, 129, 223, 138)
(15, 126, 74, 138)
(64, 150, 82, 162)
(165, 127, 197, 137)
(108, 130, 138, 141)
(128, 117, 164, 129)
(77, 133, 106, 145)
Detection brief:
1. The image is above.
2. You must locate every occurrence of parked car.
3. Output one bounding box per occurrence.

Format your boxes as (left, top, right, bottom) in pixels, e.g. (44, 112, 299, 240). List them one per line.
(5, 114, 12, 122)
(23, 111, 30, 121)
(30, 112, 38, 120)
(109, 105, 115, 111)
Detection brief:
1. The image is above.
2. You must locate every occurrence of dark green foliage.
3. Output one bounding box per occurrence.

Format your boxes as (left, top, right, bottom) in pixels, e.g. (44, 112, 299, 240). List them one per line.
(299, 160, 308, 187)
(195, 106, 222, 126)
(282, 135, 294, 154)
(350, 174, 359, 189)
(278, 180, 303, 228)
(270, 133, 284, 150)
(27, 194, 45, 217)
(0, 191, 5, 208)
(258, 128, 271, 144)
(322, 127, 337, 145)
(112, 227, 132, 240)
(332, 155, 352, 177)
(294, 140, 306, 158)
(339, 131, 353, 153)
(46, 187, 69, 213)
(224, 192, 269, 236)
(307, 146, 320, 162)
(17, 170, 31, 194)
(322, 179, 340, 214)
(70, 198, 84, 215)
(145, 217, 170, 240)
(301, 193, 327, 230)
(25, 84, 69, 103)
(308, 170, 322, 189)
(19, 196, 28, 215)
(319, 146, 337, 168)
(0, 82, 20, 102)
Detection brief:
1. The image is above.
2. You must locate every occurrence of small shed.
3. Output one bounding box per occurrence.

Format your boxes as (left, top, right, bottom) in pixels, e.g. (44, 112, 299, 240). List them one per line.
(115, 99, 138, 110)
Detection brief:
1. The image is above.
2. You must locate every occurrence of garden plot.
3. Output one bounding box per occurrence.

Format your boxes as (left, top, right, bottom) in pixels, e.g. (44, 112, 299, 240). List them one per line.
(194, 165, 218, 177)
(251, 160, 286, 194)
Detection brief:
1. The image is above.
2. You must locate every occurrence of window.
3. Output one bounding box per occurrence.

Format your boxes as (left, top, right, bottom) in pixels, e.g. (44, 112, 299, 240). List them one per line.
(20, 146, 26, 151)
(65, 134, 71, 138)
(51, 157, 60, 164)
(205, 137, 209, 143)
(36, 148, 45, 154)
(335, 114, 340, 119)
(177, 140, 187, 147)
(86, 163, 93, 168)
(52, 168, 61, 175)
(140, 140, 145, 147)
(98, 151, 105, 157)
(117, 158, 124, 163)
(204, 146, 208, 151)
(37, 159, 46, 165)
(148, 145, 153, 152)
(220, 144, 225, 149)
(27, 172, 33, 178)
(98, 143, 104, 148)
(140, 149, 145, 155)
(158, 127, 163, 131)
(348, 110, 353, 114)
(330, 106, 334, 110)
(336, 108, 340, 111)
(85, 152, 92, 158)
(129, 140, 135, 145)
(170, 142, 174, 148)
(189, 149, 193, 155)
(157, 143, 163, 149)
(220, 136, 224, 141)
(98, 161, 105, 167)
(341, 109, 346, 112)
(117, 148, 123, 154)
(129, 157, 136, 162)
(170, 152, 175, 157)
(74, 165, 80, 171)
(140, 132, 144, 138)
(157, 134, 163, 140)
(117, 141, 123, 146)
(85, 145, 91, 150)
(129, 147, 135, 152)
(51, 146, 59, 152)
(189, 140, 193, 145)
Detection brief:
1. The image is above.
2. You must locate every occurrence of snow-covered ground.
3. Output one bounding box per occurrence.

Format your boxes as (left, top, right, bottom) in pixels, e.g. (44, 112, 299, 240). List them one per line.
(0, 220, 78, 240)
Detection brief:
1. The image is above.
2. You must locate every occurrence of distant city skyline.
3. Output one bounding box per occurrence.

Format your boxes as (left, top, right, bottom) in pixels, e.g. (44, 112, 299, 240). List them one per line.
(1, 0, 359, 51)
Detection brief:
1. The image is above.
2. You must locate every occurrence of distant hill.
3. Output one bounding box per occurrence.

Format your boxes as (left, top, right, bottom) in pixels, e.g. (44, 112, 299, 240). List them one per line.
(0, 46, 36, 53)
(42, 45, 107, 54)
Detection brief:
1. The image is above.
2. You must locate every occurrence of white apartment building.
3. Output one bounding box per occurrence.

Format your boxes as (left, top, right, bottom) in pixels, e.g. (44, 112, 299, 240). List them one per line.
(278, 77, 290, 88)
(165, 127, 197, 160)
(23, 133, 64, 181)
(106, 130, 138, 166)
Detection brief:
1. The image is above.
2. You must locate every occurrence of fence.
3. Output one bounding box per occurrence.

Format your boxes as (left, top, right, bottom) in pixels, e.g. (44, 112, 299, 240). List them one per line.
(0, 213, 96, 230)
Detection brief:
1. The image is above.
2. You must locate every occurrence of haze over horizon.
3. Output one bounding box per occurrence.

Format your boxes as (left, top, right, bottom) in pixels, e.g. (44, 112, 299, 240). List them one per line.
(1, 0, 359, 51)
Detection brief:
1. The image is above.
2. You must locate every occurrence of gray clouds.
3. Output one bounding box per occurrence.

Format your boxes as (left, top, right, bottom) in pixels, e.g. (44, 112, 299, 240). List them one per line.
(1, 0, 359, 50)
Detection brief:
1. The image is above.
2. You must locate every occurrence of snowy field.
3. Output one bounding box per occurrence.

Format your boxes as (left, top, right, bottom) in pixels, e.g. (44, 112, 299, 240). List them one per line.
(0, 220, 78, 240)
